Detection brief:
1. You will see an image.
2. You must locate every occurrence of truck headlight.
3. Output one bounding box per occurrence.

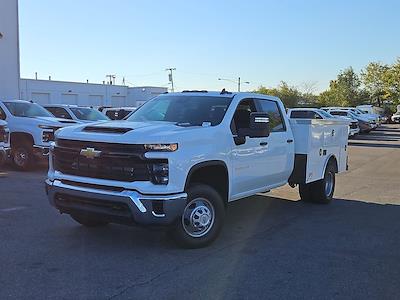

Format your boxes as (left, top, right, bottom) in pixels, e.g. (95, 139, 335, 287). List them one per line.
(0, 127, 9, 143)
(42, 130, 55, 142)
(150, 162, 169, 185)
(144, 143, 178, 152)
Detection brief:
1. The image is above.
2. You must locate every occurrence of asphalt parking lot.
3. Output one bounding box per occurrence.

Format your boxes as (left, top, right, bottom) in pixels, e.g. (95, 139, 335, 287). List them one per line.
(1, 124, 400, 300)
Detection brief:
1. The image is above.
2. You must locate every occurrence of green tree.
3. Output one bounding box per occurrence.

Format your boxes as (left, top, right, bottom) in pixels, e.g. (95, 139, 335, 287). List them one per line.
(317, 67, 364, 107)
(386, 58, 400, 104)
(254, 81, 303, 107)
(361, 62, 390, 106)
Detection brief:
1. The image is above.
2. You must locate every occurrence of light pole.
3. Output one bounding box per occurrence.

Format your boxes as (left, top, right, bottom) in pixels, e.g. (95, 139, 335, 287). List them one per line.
(165, 68, 176, 92)
(218, 77, 250, 92)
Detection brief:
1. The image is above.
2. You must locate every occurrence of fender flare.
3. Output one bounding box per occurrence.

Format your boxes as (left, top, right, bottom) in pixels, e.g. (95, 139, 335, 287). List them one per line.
(184, 160, 229, 190)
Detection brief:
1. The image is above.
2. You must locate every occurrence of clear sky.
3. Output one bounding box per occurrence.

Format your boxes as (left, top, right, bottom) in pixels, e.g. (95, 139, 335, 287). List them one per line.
(19, 0, 400, 93)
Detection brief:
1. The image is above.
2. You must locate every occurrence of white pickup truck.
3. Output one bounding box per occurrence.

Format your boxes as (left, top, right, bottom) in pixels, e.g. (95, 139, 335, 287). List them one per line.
(46, 91, 349, 248)
(0, 120, 11, 167)
(0, 100, 78, 170)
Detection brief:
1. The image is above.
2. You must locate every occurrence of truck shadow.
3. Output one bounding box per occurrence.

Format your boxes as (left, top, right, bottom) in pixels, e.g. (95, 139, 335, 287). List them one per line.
(21, 193, 400, 298)
(66, 193, 400, 252)
(1, 161, 48, 173)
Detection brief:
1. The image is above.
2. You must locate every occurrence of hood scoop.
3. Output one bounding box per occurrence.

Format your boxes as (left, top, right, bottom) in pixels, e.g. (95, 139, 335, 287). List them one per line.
(59, 120, 78, 124)
(83, 126, 132, 134)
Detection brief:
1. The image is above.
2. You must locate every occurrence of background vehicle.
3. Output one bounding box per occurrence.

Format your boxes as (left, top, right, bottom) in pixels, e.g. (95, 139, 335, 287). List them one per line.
(356, 104, 384, 115)
(288, 108, 359, 137)
(0, 120, 10, 167)
(43, 104, 110, 123)
(287, 108, 335, 120)
(391, 106, 400, 123)
(46, 91, 349, 248)
(0, 100, 78, 170)
(328, 109, 372, 133)
(101, 107, 137, 120)
(322, 107, 378, 128)
(391, 112, 400, 123)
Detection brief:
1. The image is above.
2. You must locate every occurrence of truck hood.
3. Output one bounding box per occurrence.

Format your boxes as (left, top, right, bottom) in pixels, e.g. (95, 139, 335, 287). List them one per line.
(55, 121, 211, 144)
(33, 116, 79, 126)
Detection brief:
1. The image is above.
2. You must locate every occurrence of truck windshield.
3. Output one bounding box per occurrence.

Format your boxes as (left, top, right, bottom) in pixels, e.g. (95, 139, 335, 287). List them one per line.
(4, 102, 53, 118)
(70, 107, 109, 121)
(330, 111, 348, 117)
(127, 95, 232, 126)
(318, 110, 335, 118)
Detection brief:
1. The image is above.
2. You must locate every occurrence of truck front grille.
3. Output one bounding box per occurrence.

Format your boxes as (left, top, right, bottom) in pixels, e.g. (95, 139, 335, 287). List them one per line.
(350, 122, 358, 129)
(53, 139, 166, 182)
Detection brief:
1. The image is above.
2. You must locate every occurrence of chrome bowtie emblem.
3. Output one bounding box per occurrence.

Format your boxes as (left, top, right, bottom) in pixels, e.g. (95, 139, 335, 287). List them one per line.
(80, 147, 101, 159)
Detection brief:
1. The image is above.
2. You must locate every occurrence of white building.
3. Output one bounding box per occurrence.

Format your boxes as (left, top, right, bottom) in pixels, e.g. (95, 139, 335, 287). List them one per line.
(20, 78, 166, 107)
(0, 0, 167, 107)
(0, 0, 20, 99)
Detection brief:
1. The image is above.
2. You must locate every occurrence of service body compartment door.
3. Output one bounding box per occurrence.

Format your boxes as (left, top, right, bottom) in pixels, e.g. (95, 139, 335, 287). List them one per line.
(289, 119, 349, 183)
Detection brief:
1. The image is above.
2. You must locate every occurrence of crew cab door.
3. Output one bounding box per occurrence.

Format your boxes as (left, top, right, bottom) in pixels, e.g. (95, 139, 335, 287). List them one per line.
(230, 98, 294, 200)
(230, 98, 267, 198)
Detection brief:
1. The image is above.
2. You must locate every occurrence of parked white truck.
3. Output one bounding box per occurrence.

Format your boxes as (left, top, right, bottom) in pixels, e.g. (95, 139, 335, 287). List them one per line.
(45, 91, 349, 248)
(0, 100, 79, 170)
(0, 120, 11, 167)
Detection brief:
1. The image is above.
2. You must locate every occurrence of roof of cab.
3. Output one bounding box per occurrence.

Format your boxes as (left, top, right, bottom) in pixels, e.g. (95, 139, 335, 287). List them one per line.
(0, 99, 31, 103)
(42, 104, 80, 108)
(288, 108, 321, 112)
(163, 91, 281, 102)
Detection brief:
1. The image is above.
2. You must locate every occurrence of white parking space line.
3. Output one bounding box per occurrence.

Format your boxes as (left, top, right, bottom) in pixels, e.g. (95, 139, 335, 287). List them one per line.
(0, 206, 27, 213)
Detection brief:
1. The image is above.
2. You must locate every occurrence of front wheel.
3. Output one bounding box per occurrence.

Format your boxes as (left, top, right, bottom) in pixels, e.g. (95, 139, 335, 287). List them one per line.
(12, 143, 34, 171)
(169, 184, 225, 248)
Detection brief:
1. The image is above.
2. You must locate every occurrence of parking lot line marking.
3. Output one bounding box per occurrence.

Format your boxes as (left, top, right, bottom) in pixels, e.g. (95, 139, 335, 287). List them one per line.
(0, 206, 27, 212)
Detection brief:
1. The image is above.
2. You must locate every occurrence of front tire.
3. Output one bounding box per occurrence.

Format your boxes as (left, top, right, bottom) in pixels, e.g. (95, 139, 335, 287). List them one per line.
(169, 184, 225, 248)
(299, 162, 336, 204)
(12, 142, 34, 171)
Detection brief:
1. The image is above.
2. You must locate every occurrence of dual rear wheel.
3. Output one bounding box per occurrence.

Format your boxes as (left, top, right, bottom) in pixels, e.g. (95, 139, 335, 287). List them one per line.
(299, 163, 336, 204)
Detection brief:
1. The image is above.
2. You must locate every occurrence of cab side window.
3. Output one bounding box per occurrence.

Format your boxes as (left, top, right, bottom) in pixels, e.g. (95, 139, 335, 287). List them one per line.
(0, 107, 6, 120)
(231, 99, 257, 135)
(256, 99, 286, 132)
(291, 110, 322, 119)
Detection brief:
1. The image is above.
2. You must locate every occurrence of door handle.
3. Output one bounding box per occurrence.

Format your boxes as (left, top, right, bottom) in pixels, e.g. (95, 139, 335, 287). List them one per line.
(287, 139, 294, 143)
(260, 142, 268, 146)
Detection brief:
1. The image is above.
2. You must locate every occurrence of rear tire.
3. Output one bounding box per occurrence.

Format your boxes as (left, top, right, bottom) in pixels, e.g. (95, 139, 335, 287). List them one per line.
(169, 184, 225, 248)
(12, 142, 34, 171)
(71, 214, 109, 227)
(299, 162, 336, 204)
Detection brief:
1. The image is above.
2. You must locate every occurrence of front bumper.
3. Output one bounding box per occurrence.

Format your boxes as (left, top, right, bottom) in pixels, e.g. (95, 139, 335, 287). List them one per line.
(45, 179, 187, 226)
(33, 145, 50, 157)
(349, 128, 360, 136)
